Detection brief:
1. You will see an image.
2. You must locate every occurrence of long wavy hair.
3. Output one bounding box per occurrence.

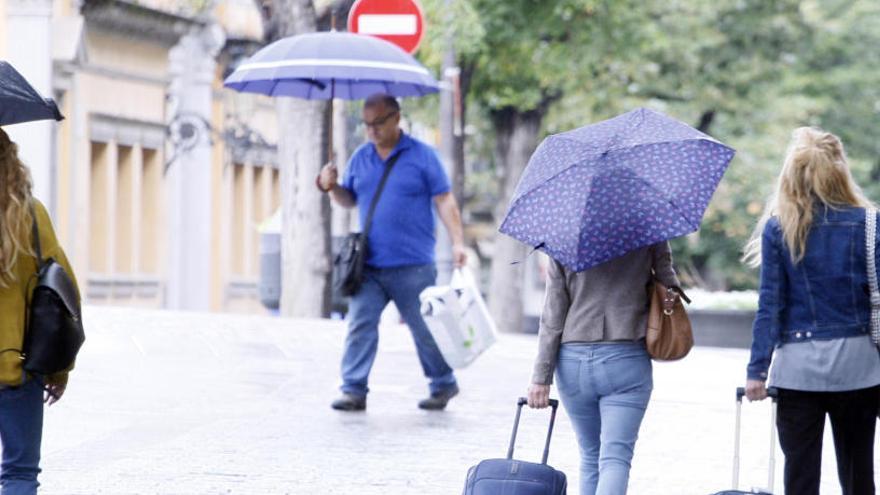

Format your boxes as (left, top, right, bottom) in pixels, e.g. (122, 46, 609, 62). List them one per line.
(743, 127, 875, 267)
(0, 128, 34, 287)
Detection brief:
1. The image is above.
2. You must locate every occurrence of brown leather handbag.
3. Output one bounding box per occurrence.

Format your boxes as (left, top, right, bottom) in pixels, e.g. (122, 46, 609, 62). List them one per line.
(646, 281, 693, 361)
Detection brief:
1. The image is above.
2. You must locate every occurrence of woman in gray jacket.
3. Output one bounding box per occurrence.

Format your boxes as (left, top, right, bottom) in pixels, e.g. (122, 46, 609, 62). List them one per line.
(527, 243, 680, 495)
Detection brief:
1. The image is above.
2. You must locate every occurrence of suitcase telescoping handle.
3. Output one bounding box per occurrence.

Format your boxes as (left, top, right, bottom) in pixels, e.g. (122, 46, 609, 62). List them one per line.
(732, 387, 779, 492)
(507, 397, 560, 465)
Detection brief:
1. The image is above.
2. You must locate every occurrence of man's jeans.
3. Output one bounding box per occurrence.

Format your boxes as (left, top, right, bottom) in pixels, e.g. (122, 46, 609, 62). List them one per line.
(0, 379, 43, 495)
(340, 264, 457, 397)
(555, 342, 652, 495)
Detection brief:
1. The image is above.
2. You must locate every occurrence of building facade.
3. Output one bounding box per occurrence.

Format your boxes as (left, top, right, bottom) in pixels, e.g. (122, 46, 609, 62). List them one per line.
(0, 0, 279, 313)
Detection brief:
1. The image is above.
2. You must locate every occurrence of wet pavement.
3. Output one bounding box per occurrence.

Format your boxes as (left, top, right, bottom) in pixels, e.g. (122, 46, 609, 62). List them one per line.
(37, 306, 878, 494)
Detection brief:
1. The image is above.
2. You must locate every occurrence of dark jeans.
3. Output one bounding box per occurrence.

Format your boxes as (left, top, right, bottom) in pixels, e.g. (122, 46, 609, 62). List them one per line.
(775, 386, 879, 495)
(340, 264, 456, 397)
(0, 378, 43, 495)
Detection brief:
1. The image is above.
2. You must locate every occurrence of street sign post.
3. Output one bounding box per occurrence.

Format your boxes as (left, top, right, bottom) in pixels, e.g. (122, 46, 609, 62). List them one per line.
(347, 0, 425, 54)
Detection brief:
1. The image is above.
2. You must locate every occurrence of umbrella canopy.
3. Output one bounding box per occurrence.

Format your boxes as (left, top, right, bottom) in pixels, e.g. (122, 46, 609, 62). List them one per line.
(223, 31, 439, 99)
(0, 62, 64, 126)
(499, 107, 735, 272)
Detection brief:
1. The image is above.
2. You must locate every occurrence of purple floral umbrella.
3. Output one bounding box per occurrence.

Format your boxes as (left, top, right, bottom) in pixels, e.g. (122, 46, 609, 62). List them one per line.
(499, 107, 735, 272)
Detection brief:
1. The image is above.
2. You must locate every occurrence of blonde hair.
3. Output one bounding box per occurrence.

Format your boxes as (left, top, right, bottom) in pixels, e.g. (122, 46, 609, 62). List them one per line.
(743, 127, 875, 267)
(0, 129, 34, 287)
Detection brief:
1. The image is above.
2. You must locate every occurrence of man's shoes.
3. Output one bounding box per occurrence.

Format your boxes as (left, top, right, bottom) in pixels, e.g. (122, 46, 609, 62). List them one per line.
(418, 384, 460, 411)
(331, 393, 366, 411)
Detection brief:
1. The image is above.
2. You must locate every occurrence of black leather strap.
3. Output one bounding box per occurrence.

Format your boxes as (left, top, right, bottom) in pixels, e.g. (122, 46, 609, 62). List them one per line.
(29, 202, 43, 268)
(362, 152, 401, 239)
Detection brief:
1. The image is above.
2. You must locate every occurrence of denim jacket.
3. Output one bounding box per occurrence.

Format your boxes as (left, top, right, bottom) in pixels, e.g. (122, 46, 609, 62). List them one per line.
(747, 206, 880, 381)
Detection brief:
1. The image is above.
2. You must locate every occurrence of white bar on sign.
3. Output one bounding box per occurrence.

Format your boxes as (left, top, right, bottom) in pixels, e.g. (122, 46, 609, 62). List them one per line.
(358, 14, 417, 35)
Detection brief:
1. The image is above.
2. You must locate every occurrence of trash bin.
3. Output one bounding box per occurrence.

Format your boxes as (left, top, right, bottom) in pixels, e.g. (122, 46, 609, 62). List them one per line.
(258, 208, 281, 310)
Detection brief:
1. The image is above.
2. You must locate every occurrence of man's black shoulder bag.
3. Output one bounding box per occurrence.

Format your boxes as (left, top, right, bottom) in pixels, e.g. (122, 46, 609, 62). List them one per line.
(23, 203, 85, 375)
(334, 153, 401, 297)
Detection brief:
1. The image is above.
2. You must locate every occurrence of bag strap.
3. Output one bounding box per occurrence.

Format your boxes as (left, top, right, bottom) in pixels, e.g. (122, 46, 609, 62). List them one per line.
(361, 152, 401, 239)
(866, 207, 880, 346)
(29, 202, 44, 270)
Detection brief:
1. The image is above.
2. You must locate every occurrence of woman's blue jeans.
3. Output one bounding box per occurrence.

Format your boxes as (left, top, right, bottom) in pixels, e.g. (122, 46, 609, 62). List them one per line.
(556, 342, 652, 495)
(340, 264, 457, 397)
(0, 378, 43, 495)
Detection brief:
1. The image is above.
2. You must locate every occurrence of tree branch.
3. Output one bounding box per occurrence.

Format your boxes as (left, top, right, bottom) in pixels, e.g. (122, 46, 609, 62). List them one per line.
(696, 109, 716, 134)
(633, 88, 690, 103)
(316, 0, 357, 31)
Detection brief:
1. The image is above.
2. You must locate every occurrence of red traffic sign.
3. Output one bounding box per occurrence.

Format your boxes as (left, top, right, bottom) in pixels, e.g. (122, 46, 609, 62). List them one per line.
(347, 0, 425, 54)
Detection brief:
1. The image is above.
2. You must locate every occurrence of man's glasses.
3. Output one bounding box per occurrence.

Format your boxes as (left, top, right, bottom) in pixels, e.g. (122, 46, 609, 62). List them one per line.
(362, 110, 398, 129)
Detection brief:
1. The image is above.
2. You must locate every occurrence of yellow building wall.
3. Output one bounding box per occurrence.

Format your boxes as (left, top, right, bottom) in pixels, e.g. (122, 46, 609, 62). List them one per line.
(80, 73, 166, 122)
(6, 0, 277, 313)
(86, 30, 169, 80)
(73, 28, 169, 307)
(211, 65, 280, 314)
(140, 148, 162, 274)
(53, 0, 75, 18)
(55, 92, 73, 248)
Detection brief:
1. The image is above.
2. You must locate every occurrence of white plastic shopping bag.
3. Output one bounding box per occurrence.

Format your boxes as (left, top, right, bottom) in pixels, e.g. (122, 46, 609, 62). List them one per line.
(419, 268, 497, 368)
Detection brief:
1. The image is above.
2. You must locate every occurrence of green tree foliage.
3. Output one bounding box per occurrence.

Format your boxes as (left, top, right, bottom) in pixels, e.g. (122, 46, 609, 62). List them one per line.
(660, 0, 880, 289)
(417, 0, 879, 291)
(555, 0, 812, 289)
(792, 1, 880, 198)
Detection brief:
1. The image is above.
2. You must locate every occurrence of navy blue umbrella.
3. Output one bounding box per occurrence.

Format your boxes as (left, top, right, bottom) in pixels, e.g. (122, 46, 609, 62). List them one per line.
(0, 61, 63, 126)
(224, 31, 438, 160)
(499, 108, 736, 272)
(224, 31, 439, 99)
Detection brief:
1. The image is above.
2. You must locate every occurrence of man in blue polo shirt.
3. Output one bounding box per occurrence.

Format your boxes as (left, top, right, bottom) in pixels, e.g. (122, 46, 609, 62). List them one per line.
(317, 93, 467, 411)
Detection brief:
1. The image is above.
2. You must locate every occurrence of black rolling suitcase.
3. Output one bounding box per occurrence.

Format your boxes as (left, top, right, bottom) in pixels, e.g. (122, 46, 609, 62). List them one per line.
(710, 387, 779, 495)
(462, 397, 567, 494)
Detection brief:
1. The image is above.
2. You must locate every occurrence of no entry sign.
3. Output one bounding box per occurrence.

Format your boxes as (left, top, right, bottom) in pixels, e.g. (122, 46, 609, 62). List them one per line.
(347, 0, 425, 54)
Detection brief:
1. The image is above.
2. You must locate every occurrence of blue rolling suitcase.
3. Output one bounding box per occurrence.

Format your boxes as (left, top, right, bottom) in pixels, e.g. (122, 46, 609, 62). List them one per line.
(462, 397, 567, 494)
(710, 387, 779, 495)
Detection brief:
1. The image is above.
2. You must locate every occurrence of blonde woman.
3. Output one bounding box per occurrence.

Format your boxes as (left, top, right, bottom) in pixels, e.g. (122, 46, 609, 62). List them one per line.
(743, 127, 880, 495)
(0, 128, 77, 494)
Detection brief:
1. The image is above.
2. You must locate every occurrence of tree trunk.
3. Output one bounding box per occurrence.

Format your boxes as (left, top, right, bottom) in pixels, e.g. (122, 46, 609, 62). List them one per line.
(260, 0, 334, 317)
(453, 61, 475, 209)
(439, 47, 457, 202)
(489, 107, 544, 333)
(696, 109, 716, 134)
(276, 98, 333, 317)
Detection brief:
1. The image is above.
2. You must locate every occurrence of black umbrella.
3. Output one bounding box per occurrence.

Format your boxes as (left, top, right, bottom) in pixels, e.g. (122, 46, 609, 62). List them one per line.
(0, 61, 63, 126)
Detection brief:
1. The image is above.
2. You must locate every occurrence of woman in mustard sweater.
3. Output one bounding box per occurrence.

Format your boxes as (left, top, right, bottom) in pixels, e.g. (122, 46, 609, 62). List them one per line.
(0, 128, 78, 494)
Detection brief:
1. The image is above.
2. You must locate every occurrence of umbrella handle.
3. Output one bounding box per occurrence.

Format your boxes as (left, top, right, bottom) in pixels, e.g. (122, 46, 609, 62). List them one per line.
(326, 82, 336, 165)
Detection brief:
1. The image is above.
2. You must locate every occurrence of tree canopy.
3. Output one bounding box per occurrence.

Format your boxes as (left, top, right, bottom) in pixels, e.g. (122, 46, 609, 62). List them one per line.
(416, 0, 880, 291)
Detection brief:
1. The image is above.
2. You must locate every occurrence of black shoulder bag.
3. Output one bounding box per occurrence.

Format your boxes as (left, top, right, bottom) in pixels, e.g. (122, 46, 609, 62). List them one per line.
(22, 203, 85, 375)
(333, 153, 401, 297)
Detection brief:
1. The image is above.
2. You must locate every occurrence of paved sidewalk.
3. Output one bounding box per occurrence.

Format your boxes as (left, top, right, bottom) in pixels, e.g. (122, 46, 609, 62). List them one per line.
(38, 306, 878, 494)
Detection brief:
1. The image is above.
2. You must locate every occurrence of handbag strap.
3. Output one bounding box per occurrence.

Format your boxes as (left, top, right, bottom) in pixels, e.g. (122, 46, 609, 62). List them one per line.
(361, 152, 401, 239)
(28, 202, 44, 270)
(866, 207, 880, 345)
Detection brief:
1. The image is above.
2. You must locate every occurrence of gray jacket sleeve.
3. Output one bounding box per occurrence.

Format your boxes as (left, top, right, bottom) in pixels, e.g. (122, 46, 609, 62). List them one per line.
(531, 259, 571, 385)
(652, 241, 681, 289)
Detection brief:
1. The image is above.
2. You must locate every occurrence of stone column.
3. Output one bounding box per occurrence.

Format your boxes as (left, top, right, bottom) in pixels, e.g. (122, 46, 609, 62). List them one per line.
(5, 0, 55, 213)
(165, 24, 225, 311)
